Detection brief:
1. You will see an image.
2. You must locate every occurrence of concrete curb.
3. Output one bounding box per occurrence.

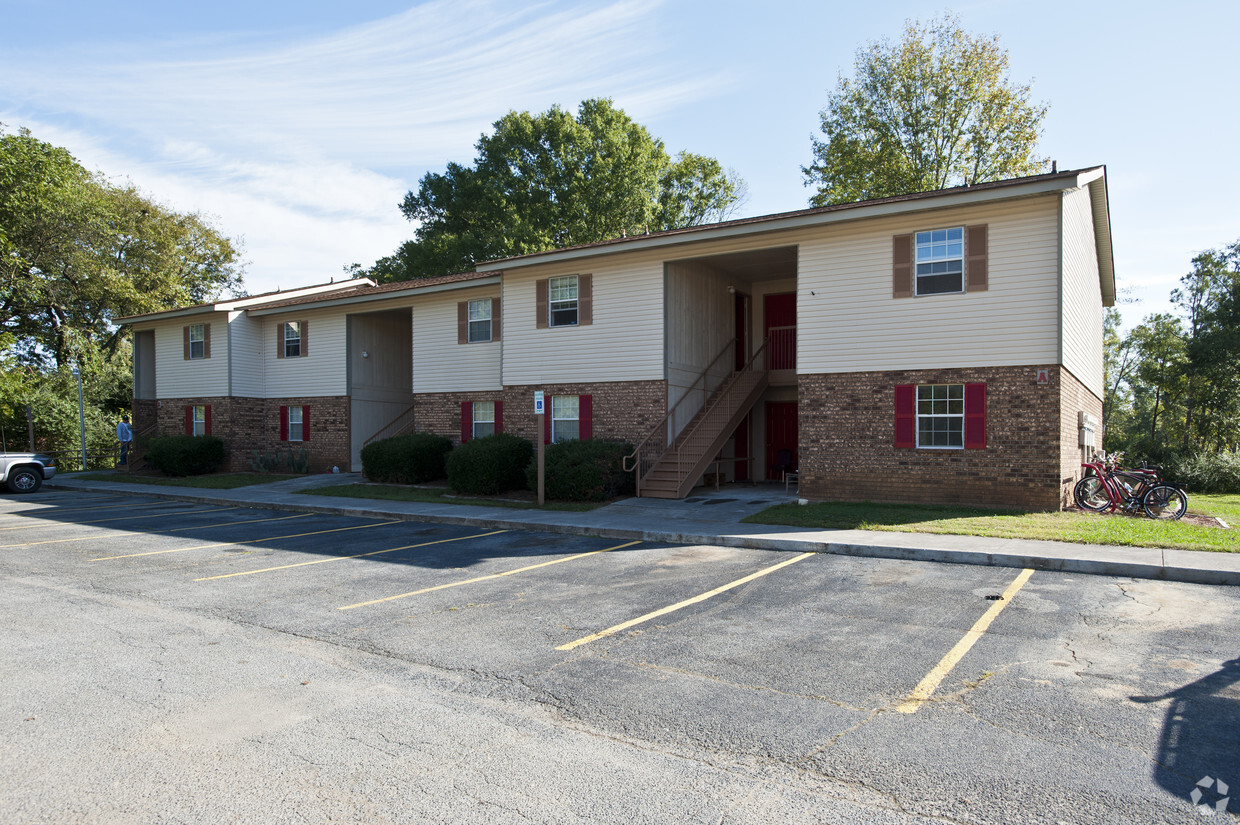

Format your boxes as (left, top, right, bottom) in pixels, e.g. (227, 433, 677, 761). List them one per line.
(45, 479, 1240, 587)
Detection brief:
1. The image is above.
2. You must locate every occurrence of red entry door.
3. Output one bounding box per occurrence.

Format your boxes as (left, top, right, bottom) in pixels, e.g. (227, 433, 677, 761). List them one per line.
(765, 402, 798, 480)
(764, 292, 796, 370)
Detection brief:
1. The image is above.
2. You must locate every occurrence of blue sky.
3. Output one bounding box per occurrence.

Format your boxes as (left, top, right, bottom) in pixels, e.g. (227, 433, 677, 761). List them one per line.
(3, 0, 1237, 328)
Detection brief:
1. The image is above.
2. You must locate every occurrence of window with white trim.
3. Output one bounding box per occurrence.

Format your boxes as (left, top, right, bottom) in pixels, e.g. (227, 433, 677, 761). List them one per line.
(917, 384, 964, 448)
(468, 299, 492, 342)
(192, 405, 208, 436)
(551, 395, 579, 443)
(915, 227, 964, 295)
(287, 405, 304, 442)
(472, 401, 495, 438)
(549, 275, 578, 327)
(283, 321, 302, 358)
(188, 324, 206, 359)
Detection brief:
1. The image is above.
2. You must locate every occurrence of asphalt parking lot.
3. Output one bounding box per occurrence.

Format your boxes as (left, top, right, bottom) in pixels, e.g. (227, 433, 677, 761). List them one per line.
(2, 491, 1237, 824)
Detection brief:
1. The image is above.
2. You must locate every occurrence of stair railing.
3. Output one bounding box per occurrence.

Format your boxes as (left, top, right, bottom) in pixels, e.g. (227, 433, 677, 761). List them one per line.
(362, 402, 418, 447)
(624, 339, 736, 494)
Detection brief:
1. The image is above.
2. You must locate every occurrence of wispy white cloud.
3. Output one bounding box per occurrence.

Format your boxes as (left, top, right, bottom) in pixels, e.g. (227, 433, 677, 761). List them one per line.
(1, 0, 724, 294)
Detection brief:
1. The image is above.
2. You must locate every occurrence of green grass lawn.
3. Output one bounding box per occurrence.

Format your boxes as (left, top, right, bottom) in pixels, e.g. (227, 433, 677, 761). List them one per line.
(743, 494, 1240, 553)
(299, 483, 604, 512)
(72, 472, 293, 490)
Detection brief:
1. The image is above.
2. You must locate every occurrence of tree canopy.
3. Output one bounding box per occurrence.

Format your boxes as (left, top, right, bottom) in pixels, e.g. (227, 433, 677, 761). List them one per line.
(803, 14, 1049, 206)
(369, 99, 744, 282)
(1, 125, 243, 370)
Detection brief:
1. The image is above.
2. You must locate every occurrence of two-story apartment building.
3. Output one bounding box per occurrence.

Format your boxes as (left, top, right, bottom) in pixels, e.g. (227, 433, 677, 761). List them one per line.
(123, 166, 1113, 510)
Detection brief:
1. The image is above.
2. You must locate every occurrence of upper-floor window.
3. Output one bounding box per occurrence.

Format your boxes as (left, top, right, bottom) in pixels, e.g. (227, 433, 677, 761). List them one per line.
(915, 227, 964, 295)
(549, 275, 579, 327)
(188, 324, 206, 359)
(468, 299, 492, 342)
(283, 321, 302, 358)
(917, 384, 964, 448)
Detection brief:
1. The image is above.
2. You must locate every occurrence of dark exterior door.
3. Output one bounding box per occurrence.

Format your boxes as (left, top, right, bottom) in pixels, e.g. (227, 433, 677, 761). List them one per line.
(764, 292, 796, 370)
(765, 401, 798, 480)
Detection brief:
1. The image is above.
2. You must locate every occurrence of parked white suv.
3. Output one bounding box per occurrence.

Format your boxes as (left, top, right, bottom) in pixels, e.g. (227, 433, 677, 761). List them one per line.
(1, 453, 57, 493)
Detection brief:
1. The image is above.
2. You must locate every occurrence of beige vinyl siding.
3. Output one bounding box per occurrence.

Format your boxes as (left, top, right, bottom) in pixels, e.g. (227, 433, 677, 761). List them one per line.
(412, 288, 501, 393)
(228, 311, 266, 397)
(263, 309, 347, 398)
(146, 313, 229, 398)
(502, 254, 664, 386)
(1060, 187, 1105, 398)
(798, 194, 1062, 374)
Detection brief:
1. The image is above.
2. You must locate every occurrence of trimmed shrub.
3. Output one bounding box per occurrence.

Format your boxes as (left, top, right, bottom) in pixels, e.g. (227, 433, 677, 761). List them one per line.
(361, 432, 452, 484)
(147, 435, 226, 476)
(526, 439, 634, 502)
(447, 433, 533, 495)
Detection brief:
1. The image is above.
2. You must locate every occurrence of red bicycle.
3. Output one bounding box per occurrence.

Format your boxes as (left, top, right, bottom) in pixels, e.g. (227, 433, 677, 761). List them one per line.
(1073, 453, 1188, 520)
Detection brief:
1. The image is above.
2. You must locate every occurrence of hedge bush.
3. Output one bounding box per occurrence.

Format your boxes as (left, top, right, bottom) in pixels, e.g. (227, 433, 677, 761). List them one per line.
(446, 433, 533, 495)
(1164, 451, 1240, 494)
(361, 432, 452, 484)
(147, 435, 226, 476)
(526, 439, 634, 502)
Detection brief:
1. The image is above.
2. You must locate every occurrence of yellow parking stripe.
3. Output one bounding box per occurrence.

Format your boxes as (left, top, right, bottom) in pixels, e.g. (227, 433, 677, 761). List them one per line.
(0, 506, 240, 531)
(0, 508, 243, 548)
(895, 568, 1034, 714)
(557, 551, 816, 651)
(89, 520, 402, 561)
(338, 540, 641, 611)
(195, 530, 508, 581)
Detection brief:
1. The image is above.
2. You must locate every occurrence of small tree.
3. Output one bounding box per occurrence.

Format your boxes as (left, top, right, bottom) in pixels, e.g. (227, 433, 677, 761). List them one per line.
(804, 14, 1049, 206)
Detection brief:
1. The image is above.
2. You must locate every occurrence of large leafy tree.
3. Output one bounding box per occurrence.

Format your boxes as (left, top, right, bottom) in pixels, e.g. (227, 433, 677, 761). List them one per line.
(371, 99, 743, 281)
(0, 125, 243, 370)
(804, 14, 1049, 206)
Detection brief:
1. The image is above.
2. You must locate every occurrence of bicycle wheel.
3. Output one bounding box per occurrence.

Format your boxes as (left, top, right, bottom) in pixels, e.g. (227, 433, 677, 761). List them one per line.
(1143, 485, 1188, 521)
(1074, 476, 1111, 512)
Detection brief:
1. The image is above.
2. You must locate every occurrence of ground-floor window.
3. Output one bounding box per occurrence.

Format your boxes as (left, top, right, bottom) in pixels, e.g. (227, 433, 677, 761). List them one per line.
(551, 395, 579, 443)
(189, 405, 209, 436)
(281, 405, 310, 442)
(895, 382, 985, 450)
(473, 401, 495, 438)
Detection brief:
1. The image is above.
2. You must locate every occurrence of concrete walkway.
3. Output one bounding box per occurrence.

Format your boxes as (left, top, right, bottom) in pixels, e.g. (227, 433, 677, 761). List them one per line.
(43, 472, 1240, 586)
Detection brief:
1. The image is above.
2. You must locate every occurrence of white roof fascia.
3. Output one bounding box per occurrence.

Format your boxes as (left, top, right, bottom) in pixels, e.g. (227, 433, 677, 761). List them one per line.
(124, 306, 229, 325)
(245, 276, 501, 316)
(476, 175, 1091, 273)
(1082, 169, 1116, 306)
(120, 278, 379, 324)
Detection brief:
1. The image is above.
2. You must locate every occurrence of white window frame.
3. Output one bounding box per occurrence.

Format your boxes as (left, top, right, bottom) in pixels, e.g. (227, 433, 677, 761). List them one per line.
(551, 395, 579, 443)
(916, 384, 964, 449)
(188, 324, 206, 359)
(914, 227, 965, 296)
(549, 275, 579, 327)
(467, 299, 492, 343)
(283, 321, 302, 358)
(472, 400, 495, 438)
(192, 405, 207, 437)
(287, 405, 304, 442)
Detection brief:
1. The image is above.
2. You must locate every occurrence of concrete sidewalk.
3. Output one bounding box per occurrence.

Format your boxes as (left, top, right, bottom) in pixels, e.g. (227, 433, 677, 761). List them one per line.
(44, 472, 1240, 586)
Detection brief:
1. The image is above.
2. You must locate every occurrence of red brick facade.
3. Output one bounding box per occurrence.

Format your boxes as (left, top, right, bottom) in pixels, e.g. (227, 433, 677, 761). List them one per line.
(798, 365, 1100, 510)
(143, 396, 350, 473)
(411, 380, 668, 447)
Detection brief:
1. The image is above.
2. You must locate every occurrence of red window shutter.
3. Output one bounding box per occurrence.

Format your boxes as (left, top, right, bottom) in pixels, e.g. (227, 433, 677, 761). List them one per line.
(579, 394, 592, 440)
(494, 400, 504, 433)
(964, 383, 987, 449)
(544, 402, 551, 444)
(460, 401, 472, 443)
(302, 405, 311, 442)
(204, 405, 212, 436)
(279, 405, 289, 441)
(894, 385, 915, 448)
(184, 406, 193, 435)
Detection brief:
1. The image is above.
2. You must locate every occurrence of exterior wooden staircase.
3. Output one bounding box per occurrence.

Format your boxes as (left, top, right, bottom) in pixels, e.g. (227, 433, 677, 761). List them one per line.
(626, 340, 769, 499)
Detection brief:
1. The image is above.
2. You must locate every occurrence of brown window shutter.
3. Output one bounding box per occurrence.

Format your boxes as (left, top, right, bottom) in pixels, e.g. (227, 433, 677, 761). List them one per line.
(183, 326, 191, 360)
(535, 279, 548, 328)
(491, 298, 501, 341)
(966, 224, 988, 292)
(203, 323, 211, 359)
(276, 324, 284, 358)
(300, 320, 308, 356)
(892, 235, 913, 298)
(578, 274, 593, 325)
(458, 301, 469, 344)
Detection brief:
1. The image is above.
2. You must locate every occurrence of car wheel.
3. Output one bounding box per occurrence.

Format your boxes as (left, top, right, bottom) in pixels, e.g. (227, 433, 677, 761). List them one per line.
(6, 468, 42, 494)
